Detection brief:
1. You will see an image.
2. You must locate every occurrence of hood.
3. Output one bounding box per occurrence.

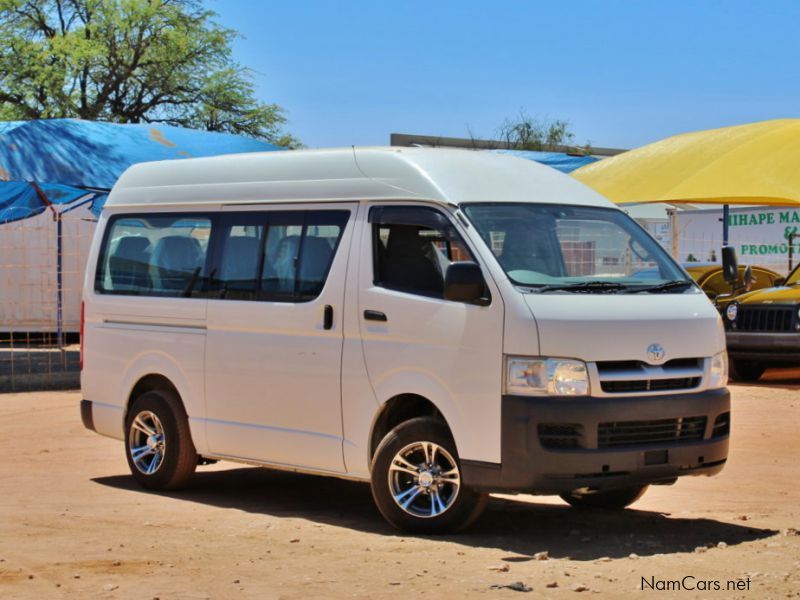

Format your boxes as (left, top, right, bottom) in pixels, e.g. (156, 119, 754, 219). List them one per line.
(735, 285, 800, 305)
(522, 291, 725, 363)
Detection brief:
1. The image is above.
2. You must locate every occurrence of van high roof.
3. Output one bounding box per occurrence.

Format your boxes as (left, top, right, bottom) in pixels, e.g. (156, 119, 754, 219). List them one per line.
(105, 146, 614, 210)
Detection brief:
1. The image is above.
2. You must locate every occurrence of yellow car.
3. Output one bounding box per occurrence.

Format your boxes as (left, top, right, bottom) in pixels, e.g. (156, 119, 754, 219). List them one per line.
(722, 263, 800, 381)
(684, 263, 783, 301)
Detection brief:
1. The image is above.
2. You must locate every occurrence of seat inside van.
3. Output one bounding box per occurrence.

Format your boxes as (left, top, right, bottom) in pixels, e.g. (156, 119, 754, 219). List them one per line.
(297, 236, 335, 294)
(499, 223, 561, 276)
(219, 236, 261, 291)
(380, 225, 443, 295)
(109, 236, 152, 292)
(150, 235, 204, 292)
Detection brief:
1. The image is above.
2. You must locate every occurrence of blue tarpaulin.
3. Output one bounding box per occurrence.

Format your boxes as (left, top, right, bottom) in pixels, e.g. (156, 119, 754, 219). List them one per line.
(0, 118, 279, 223)
(0, 181, 96, 223)
(489, 149, 598, 173)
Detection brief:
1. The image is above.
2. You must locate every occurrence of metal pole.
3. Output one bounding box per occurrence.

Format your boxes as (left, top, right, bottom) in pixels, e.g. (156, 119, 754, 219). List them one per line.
(56, 211, 63, 349)
(668, 209, 679, 259)
(722, 204, 730, 246)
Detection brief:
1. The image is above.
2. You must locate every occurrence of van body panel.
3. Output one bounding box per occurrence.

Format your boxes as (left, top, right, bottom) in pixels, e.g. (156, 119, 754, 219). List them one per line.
(203, 203, 358, 473)
(108, 147, 612, 210)
(340, 204, 380, 478)
(522, 293, 725, 363)
(497, 278, 542, 358)
(356, 203, 506, 464)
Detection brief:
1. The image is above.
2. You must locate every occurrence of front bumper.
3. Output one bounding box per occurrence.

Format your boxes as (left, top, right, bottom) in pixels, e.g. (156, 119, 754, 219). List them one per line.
(726, 331, 800, 362)
(461, 388, 730, 494)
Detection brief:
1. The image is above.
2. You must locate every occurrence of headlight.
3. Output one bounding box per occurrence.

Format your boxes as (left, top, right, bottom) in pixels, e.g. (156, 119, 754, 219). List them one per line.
(506, 357, 589, 396)
(726, 303, 738, 321)
(708, 351, 728, 389)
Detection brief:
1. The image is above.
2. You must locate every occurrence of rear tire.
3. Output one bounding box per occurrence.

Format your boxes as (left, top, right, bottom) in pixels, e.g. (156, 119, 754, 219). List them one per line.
(124, 389, 197, 491)
(370, 416, 487, 534)
(730, 360, 765, 382)
(559, 484, 649, 510)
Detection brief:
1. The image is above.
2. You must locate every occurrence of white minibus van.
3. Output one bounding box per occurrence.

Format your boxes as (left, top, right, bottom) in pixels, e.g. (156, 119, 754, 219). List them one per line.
(81, 148, 730, 533)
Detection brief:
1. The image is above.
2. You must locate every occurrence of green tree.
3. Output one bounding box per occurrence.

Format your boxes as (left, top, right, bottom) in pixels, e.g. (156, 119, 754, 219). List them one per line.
(0, 0, 299, 146)
(496, 110, 576, 151)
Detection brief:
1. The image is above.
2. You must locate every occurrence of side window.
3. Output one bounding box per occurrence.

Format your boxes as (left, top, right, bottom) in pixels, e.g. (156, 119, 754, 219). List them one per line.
(96, 214, 211, 297)
(213, 215, 265, 300)
(371, 206, 475, 298)
(210, 210, 349, 302)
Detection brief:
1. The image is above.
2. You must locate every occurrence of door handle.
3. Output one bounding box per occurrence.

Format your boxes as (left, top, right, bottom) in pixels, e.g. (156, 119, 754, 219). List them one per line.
(363, 310, 387, 322)
(323, 305, 334, 330)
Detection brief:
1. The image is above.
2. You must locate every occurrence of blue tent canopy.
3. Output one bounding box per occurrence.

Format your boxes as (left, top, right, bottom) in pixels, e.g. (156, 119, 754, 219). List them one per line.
(489, 149, 598, 173)
(0, 119, 279, 223)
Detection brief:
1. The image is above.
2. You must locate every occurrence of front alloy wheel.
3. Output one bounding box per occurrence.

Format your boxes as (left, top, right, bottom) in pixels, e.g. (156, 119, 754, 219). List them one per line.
(388, 441, 461, 518)
(371, 417, 487, 533)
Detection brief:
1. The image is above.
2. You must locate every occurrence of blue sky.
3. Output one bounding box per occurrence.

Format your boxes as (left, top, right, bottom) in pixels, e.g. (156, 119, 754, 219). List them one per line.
(214, 1, 800, 150)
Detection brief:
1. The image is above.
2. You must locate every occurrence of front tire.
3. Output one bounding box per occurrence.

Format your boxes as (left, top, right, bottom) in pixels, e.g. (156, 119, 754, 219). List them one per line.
(730, 360, 765, 382)
(370, 417, 487, 533)
(124, 389, 197, 490)
(560, 484, 649, 510)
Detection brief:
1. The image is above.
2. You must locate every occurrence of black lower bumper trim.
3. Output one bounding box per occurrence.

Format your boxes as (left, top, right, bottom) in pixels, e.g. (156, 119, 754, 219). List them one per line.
(80, 399, 95, 432)
(461, 388, 730, 494)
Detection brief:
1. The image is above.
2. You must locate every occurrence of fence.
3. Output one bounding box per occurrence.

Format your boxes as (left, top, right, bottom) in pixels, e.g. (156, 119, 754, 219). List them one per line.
(0, 202, 96, 391)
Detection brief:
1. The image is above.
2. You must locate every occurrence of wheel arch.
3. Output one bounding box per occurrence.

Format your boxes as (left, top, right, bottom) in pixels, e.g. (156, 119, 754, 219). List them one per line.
(125, 374, 183, 420)
(368, 393, 455, 463)
(116, 350, 206, 453)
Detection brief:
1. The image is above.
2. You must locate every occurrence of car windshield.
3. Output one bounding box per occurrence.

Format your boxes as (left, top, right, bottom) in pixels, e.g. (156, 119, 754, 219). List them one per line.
(462, 203, 693, 293)
(785, 263, 800, 285)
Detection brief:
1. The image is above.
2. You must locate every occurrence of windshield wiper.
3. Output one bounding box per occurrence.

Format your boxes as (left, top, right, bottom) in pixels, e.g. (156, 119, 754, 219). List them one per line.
(533, 281, 629, 294)
(625, 280, 695, 294)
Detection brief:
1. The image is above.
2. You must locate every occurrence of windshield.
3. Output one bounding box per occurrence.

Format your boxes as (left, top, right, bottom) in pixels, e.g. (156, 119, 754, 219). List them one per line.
(462, 203, 693, 292)
(785, 263, 800, 286)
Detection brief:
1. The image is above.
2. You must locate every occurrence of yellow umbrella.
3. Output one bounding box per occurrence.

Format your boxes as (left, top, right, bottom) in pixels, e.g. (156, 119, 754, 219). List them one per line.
(573, 119, 800, 206)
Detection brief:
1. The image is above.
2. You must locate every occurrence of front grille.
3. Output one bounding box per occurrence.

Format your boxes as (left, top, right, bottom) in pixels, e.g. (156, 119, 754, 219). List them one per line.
(712, 412, 730, 438)
(538, 423, 583, 449)
(595, 358, 704, 395)
(596, 358, 700, 371)
(601, 377, 701, 393)
(598, 416, 707, 448)
(736, 305, 796, 332)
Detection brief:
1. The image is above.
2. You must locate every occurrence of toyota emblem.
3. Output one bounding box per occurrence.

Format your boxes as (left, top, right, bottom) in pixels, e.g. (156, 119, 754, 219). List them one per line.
(647, 343, 665, 363)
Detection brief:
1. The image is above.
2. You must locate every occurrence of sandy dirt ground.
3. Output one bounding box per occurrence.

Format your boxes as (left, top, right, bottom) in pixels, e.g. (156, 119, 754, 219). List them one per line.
(1, 372, 799, 599)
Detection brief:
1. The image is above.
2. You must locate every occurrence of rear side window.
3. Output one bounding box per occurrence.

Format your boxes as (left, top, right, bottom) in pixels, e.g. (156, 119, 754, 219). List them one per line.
(96, 214, 212, 297)
(211, 210, 349, 302)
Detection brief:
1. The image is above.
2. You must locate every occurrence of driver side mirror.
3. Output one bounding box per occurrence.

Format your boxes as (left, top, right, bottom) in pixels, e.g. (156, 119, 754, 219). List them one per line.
(721, 246, 738, 285)
(444, 262, 488, 304)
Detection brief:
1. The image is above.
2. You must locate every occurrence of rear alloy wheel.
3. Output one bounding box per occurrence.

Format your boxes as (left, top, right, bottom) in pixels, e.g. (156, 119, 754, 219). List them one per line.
(371, 417, 487, 533)
(560, 484, 649, 510)
(124, 389, 197, 490)
(730, 360, 765, 382)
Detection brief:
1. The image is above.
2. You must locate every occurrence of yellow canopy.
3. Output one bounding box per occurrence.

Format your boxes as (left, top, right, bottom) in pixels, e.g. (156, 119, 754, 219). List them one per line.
(572, 119, 800, 206)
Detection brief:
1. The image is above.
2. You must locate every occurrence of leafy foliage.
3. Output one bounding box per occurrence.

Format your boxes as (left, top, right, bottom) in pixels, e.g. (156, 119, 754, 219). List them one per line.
(496, 110, 575, 151)
(0, 0, 299, 146)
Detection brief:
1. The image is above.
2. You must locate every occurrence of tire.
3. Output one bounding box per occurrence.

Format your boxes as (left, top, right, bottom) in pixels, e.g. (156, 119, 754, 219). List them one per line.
(559, 485, 649, 510)
(730, 360, 765, 382)
(124, 389, 197, 491)
(370, 416, 487, 534)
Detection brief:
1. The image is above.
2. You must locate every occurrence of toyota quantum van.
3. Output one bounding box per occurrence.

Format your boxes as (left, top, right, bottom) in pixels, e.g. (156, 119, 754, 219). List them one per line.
(80, 148, 730, 533)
